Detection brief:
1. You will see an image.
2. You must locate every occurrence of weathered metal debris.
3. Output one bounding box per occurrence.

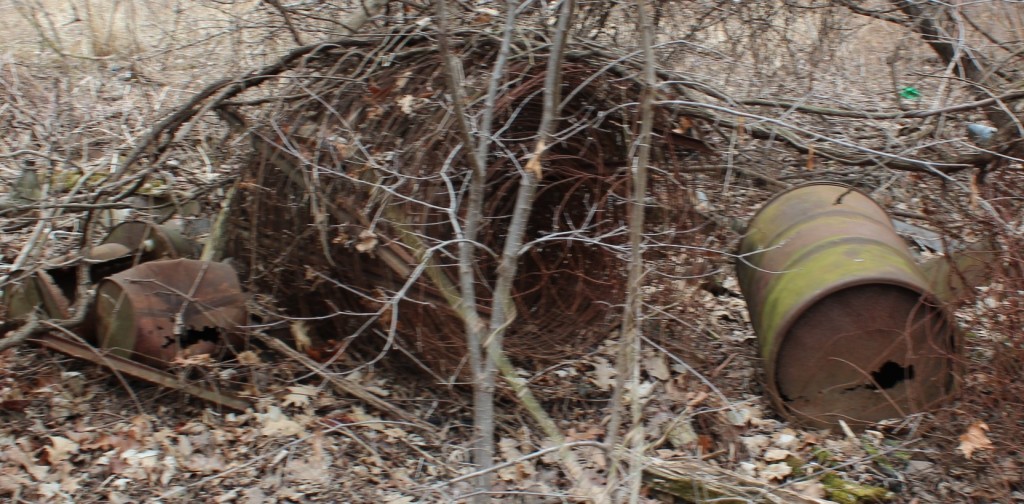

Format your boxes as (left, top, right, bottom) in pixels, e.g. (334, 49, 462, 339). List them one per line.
(224, 33, 704, 377)
(94, 258, 246, 369)
(3, 269, 70, 320)
(3, 222, 195, 322)
(919, 238, 1000, 304)
(737, 183, 959, 428)
(3, 222, 249, 410)
(102, 221, 198, 261)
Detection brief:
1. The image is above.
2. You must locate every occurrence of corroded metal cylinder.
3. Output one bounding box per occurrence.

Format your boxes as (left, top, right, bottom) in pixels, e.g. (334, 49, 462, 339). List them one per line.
(737, 183, 958, 427)
(94, 259, 245, 368)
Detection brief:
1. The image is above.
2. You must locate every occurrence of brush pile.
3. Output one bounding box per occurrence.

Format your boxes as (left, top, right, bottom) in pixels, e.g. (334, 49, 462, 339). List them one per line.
(225, 28, 704, 377)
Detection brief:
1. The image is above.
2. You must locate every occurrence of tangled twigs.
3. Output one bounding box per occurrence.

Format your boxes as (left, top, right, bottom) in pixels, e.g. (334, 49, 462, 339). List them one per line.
(108, 39, 371, 198)
(568, 42, 1014, 176)
(105, 6, 396, 200)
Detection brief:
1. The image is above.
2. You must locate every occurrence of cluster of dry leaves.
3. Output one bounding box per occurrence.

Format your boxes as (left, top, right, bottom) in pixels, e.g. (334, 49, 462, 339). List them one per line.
(0, 248, 1012, 503)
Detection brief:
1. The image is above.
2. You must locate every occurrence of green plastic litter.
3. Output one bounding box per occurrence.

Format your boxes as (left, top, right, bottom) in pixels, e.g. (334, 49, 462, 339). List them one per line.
(899, 86, 921, 100)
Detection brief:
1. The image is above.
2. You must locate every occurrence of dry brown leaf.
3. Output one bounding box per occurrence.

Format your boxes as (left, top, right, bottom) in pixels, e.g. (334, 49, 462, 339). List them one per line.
(5, 445, 49, 481)
(236, 350, 263, 365)
(0, 474, 29, 494)
(282, 385, 319, 409)
(258, 406, 306, 438)
(108, 491, 132, 504)
(740, 434, 770, 456)
(129, 415, 155, 441)
(666, 419, 698, 449)
(761, 461, 793, 481)
(772, 430, 800, 450)
(686, 391, 709, 408)
(382, 428, 407, 441)
(589, 357, 616, 391)
(643, 351, 671, 381)
(397, 95, 429, 114)
(355, 229, 379, 253)
(82, 433, 137, 452)
(958, 421, 993, 460)
(159, 455, 176, 485)
(792, 480, 826, 499)
(566, 425, 604, 442)
(182, 453, 227, 474)
(285, 457, 330, 484)
(290, 320, 312, 353)
(525, 139, 546, 179)
(39, 482, 68, 500)
(346, 407, 385, 430)
(44, 436, 79, 465)
(59, 473, 83, 494)
(171, 353, 214, 367)
(496, 437, 536, 481)
(726, 406, 753, 426)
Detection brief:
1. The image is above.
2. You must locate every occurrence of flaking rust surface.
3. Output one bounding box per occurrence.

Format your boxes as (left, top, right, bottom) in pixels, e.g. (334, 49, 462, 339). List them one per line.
(95, 259, 245, 368)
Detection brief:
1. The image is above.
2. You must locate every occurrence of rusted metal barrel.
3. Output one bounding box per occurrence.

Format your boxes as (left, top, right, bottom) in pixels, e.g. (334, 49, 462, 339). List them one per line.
(737, 183, 958, 427)
(94, 259, 245, 368)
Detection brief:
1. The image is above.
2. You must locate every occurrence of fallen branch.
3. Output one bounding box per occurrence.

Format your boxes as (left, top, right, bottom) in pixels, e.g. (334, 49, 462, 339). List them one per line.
(734, 90, 1024, 120)
(34, 332, 251, 412)
(253, 331, 435, 431)
(642, 456, 832, 504)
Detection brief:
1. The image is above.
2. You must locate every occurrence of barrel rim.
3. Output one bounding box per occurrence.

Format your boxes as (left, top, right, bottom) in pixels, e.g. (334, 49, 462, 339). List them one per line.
(764, 278, 960, 425)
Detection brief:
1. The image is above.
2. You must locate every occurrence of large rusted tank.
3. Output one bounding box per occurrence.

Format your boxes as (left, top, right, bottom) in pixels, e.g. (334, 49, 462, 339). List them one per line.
(737, 183, 959, 428)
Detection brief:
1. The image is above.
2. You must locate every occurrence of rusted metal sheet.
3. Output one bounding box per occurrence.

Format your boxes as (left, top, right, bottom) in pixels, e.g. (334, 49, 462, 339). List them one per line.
(94, 259, 245, 368)
(919, 238, 1001, 303)
(102, 221, 198, 262)
(737, 183, 959, 428)
(2, 230, 175, 325)
(2, 270, 71, 320)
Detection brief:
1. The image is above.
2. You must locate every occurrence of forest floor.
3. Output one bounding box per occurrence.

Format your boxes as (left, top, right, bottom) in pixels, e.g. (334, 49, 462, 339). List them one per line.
(1, 2, 1022, 503)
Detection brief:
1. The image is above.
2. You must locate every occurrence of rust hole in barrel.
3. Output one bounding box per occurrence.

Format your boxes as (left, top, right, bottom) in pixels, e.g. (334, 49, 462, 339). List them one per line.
(162, 325, 223, 349)
(869, 361, 915, 390)
(773, 283, 955, 425)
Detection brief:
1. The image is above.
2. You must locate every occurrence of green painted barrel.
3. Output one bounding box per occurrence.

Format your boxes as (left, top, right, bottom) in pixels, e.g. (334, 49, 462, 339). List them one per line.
(737, 183, 958, 428)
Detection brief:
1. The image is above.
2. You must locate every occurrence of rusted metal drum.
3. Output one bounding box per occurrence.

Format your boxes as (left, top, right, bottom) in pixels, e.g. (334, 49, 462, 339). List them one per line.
(94, 259, 245, 368)
(737, 183, 958, 428)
